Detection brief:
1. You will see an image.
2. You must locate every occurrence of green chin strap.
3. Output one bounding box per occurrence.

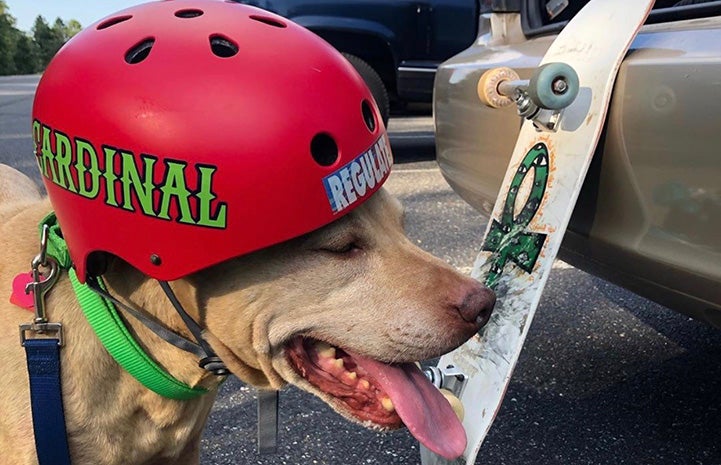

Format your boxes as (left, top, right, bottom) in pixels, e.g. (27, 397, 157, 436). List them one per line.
(42, 212, 209, 400)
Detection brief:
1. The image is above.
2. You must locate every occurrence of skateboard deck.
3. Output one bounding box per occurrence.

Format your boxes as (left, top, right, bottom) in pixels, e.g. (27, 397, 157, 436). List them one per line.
(420, 0, 655, 463)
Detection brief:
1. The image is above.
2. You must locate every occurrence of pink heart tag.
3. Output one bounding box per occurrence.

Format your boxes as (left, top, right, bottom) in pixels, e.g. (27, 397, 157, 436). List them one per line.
(10, 272, 34, 311)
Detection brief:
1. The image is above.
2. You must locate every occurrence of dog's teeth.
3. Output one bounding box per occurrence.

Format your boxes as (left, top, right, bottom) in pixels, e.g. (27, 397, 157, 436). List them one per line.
(315, 341, 336, 358)
(340, 371, 358, 386)
(381, 397, 395, 412)
(321, 347, 337, 359)
(333, 358, 344, 369)
(358, 379, 370, 390)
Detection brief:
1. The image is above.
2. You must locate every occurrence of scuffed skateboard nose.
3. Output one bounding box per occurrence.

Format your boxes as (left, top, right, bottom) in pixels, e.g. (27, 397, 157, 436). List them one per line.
(456, 281, 495, 328)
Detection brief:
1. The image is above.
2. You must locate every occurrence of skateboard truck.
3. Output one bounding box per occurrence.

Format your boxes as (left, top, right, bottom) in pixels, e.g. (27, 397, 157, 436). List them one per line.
(423, 365, 467, 397)
(477, 63, 579, 132)
(423, 365, 468, 437)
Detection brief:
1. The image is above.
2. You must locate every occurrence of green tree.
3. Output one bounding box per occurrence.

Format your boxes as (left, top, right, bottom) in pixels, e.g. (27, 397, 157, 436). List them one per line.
(33, 15, 65, 69)
(64, 19, 82, 39)
(0, 4, 82, 75)
(13, 34, 39, 74)
(0, 0, 18, 74)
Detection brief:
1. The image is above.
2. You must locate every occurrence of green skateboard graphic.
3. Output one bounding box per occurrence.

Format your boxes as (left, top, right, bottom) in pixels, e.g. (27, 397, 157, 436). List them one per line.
(482, 143, 549, 288)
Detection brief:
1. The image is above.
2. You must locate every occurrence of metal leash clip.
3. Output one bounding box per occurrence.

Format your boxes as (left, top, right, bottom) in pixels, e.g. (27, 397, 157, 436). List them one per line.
(19, 224, 63, 346)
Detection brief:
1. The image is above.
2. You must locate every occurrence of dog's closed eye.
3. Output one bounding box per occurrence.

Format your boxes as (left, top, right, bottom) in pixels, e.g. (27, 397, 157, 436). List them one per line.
(312, 232, 364, 256)
(319, 241, 362, 256)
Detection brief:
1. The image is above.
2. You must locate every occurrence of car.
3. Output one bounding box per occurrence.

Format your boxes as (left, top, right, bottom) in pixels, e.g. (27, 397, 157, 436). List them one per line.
(232, 0, 483, 125)
(434, 0, 721, 326)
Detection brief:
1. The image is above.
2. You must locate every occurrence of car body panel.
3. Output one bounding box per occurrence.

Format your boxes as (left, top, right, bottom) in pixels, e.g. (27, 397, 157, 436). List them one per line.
(435, 12, 721, 324)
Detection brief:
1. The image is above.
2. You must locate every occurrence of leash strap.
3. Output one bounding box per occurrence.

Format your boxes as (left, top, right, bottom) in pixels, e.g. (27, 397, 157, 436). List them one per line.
(23, 338, 72, 465)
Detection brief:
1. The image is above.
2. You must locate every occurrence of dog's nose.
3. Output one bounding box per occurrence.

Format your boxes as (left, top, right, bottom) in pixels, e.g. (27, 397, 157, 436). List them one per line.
(456, 281, 495, 327)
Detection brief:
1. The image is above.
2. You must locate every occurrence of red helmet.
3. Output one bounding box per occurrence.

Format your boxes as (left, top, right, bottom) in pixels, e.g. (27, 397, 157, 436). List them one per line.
(32, 0, 392, 283)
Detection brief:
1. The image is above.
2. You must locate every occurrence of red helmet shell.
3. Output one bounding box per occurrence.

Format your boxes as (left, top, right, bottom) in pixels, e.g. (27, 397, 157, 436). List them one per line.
(32, 0, 392, 282)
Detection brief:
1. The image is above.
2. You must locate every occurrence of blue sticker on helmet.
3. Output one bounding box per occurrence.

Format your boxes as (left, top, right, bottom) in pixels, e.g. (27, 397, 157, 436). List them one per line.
(323, 134, 393, 214)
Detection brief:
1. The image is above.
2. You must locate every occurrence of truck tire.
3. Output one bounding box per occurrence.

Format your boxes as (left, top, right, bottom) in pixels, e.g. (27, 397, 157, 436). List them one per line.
(342, 53, 390, 127)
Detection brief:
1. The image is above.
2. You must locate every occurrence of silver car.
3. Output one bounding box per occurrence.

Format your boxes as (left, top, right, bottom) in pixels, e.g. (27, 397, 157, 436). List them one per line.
(434, 0, 721, 326)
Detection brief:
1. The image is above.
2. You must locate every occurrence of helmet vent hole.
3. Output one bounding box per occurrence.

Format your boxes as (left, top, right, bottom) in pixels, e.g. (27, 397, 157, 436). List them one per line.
(175, 9, 204, 18)
(362, 100, 376, 132)
(311, 134, 339, 167)
(249, 15, 287, 28)
(125, 38, 155, 64)
(210, 34, 238, 58)
(97, 15, 132, 30)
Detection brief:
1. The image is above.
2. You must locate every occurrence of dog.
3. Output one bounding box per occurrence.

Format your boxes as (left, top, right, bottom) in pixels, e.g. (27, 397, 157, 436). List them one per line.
(0, 164, 495, 464)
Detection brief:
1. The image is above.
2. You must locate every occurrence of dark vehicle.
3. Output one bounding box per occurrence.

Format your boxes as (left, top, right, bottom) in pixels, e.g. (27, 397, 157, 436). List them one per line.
(234, 0, 481, 124)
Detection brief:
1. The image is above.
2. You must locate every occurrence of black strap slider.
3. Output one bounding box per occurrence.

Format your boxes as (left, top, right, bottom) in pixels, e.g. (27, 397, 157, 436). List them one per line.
(199, 356, 230, 376)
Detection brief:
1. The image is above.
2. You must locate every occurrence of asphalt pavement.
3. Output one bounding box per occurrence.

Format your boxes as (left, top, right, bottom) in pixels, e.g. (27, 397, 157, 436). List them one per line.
(2, 75, 721, 465)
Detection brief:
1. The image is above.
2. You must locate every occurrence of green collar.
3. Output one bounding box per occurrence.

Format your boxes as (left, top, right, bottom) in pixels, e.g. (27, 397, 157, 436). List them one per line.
(42, 213, 208, 400)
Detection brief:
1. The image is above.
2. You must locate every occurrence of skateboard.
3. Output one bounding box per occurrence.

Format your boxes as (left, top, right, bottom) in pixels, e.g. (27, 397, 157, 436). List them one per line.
(420, 0, 655, 463)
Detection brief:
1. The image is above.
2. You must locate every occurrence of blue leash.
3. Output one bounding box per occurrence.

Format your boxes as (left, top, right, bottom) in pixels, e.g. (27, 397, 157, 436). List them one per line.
(23, 339, 72, 465)
(18, 224, 72, 465)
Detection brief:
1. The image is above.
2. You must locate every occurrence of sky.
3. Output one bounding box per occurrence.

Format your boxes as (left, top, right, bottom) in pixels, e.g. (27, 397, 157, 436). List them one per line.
(5, 0, 143, 32)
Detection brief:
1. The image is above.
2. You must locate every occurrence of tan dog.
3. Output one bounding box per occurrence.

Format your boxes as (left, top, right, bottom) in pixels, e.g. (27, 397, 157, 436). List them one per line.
(0, 164, 494, 465)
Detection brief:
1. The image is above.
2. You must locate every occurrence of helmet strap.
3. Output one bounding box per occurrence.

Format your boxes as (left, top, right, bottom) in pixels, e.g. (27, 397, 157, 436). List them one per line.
(84, 276, 230, 377)
(85, 277, 207, 360)
(157, 280, 230, 376)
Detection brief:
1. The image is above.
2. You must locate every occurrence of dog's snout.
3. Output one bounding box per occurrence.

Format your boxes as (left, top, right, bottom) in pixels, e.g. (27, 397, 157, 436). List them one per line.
(456, 281, 495, 327)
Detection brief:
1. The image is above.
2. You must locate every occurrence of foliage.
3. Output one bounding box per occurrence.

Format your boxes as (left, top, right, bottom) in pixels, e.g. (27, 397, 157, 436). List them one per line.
(0, 1, 82, 75)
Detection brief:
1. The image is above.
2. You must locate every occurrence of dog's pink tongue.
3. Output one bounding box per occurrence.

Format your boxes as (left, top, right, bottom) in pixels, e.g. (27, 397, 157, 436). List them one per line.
(348, 352, 466, 459)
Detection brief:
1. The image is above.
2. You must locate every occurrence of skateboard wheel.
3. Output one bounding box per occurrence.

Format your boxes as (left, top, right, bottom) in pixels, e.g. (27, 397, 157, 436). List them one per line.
(477, 67, 520, 108)
(439, 388, 465, 421)
(528, 62, 579, 110)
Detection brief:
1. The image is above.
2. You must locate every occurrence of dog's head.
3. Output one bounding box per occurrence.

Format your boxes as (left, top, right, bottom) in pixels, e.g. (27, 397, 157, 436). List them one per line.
(98, 186, 493, 458)
(191, 188, 495, 458)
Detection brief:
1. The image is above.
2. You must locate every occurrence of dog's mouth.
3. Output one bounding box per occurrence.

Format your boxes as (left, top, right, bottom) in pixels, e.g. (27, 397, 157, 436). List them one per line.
(285, 336, 466, 459)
